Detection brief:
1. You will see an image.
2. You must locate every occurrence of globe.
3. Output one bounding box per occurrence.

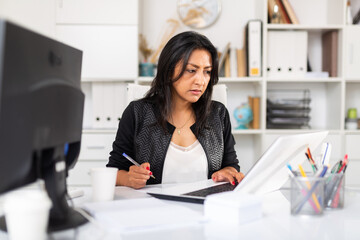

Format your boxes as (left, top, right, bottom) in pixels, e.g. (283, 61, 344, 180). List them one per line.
(234, 104, 253, 129)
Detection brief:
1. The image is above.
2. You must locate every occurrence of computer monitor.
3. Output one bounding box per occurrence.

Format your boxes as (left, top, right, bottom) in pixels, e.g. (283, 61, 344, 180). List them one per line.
(0, 19, 87, 231)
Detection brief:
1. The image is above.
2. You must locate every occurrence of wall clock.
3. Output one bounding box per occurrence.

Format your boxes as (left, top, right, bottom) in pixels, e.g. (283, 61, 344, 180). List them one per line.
(177, 0, 221, 29)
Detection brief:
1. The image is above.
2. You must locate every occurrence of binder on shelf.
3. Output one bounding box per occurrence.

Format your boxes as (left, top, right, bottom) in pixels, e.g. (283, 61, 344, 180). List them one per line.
(92, 82, 105, 129)
(237, 48, 247, 77)
(248, 96, 260, 129)
(252, 97, 260, 129)
(281, 0, 299, 24)
(322, 30, 338, 77)
(268, 0, 278, 23)
(102, 82, 116, 128)
(230, 48, 238, 78)
(248, 96, 254, 129)
(92, 82, 125, 129)
(353, 7, 360, 24)
(224, 51, 231, 77)
(267, 30, 307, 78)
(275, 0, 291, 24)
(218, 42, 231, 77)
(81, 84, 93, 129)
(114, 82, 127, 126)
(246, 20, 262, 77)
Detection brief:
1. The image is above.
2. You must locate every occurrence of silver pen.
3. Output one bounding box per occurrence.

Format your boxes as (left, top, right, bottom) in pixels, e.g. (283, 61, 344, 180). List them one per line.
(122, 153, 155, 179)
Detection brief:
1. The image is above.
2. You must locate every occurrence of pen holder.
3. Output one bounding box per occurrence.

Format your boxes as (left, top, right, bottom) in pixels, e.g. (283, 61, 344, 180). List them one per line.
(324, 172, 345, 209)
(291, 176, 325, 216)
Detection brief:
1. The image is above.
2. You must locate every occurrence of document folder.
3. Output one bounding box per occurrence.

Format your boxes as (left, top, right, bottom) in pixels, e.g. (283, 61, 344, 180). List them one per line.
(246, 20, 262, 77)
(267, 30, 307, 78)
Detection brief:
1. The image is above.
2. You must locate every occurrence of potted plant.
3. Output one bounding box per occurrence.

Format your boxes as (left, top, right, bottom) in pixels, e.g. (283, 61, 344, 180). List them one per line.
(139, 34, 154, 76)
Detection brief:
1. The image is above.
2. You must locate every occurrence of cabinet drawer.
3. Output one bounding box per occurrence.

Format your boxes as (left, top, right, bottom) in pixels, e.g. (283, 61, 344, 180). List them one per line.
(56, 25, 138, 80)
(68, 161, 108, 186)
(79, 133, 116, 160)
(56, 0, 138, 25)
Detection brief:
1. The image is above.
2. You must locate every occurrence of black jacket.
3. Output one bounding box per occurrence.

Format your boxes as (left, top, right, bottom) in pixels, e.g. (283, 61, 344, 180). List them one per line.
(107, 99, 240, 184)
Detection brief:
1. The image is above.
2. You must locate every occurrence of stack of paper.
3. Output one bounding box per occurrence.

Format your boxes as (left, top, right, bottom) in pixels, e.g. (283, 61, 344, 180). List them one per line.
(204, 191, 262, 225)
(83, 198, 204, 233)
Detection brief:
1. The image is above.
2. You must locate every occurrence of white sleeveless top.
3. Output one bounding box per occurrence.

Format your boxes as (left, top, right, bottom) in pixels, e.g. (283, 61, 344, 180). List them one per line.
(162, 140, 208, 184)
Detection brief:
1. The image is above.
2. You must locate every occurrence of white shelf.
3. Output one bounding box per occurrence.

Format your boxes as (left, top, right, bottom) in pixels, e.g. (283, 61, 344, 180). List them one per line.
(267, 24, 343, 31)
(136, 77, 154, 84)
(82, 128, 353, 135)
(84, 128, 265, 135)
(344, 130, 360, 135)
(81, 78, 134, 82)
(82, 128, 117, 134)
(219, 77, 263, 83)
(137, 77, 264, 84)
(232, 129, 262, 135)
(345, 79, 360, 82)
(266, 77, 342, 83)
(264, 129, 343, 135)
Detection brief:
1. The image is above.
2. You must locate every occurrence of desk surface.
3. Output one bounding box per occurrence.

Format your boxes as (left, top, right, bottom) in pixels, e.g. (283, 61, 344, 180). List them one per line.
(1, 185, 360, 240)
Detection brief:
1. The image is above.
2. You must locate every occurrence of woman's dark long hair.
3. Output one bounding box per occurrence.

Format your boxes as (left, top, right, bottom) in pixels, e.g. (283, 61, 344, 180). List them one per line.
(144, 31, 219, 136)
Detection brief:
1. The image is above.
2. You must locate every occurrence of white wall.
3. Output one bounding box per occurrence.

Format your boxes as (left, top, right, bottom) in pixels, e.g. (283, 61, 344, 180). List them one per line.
(139, 0, 264, 52)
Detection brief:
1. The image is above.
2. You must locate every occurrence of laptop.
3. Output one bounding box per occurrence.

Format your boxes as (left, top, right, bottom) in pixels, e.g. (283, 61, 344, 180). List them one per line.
(147, 131, 329, 204)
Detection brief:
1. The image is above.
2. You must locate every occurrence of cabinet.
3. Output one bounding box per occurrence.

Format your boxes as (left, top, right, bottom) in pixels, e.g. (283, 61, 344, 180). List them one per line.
(54, 0, 139, 186)
(68, 0, 360, 187)
(55, 0, 139, 80)
(0, 0, 56, 38)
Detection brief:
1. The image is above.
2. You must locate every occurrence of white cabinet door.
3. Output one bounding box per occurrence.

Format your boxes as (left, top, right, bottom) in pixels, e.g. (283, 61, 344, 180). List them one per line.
(56, 0, 138, 24)
(56, 25, 138, 80)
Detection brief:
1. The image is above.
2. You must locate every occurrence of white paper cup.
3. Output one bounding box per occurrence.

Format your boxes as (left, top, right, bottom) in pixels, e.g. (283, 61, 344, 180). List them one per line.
(90, 167, 118, 202)
(4, 190, 52, 240)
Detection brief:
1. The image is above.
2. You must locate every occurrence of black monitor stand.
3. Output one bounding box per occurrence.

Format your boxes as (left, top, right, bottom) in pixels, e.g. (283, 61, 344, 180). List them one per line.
(0, 147, 88, 232)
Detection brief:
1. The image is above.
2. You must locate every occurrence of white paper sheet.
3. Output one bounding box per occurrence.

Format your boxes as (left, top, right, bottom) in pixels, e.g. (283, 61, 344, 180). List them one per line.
(83, 198, 204, 233)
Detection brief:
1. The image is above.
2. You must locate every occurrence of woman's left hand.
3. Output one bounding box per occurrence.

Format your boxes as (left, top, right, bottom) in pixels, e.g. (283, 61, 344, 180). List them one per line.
(211, 167, 245, 186)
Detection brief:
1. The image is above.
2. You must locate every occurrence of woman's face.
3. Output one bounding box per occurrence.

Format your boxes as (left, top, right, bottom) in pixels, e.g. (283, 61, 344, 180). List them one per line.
(171, 49, 212, 105)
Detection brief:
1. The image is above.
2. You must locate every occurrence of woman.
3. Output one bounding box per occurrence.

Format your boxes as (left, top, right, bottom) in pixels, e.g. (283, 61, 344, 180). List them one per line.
(107, 31, 244, 189)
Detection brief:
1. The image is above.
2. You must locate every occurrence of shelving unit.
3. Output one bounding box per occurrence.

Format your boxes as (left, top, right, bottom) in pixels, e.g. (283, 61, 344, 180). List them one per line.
(47, 0, 360, 187)
(136, 0, 360, 187)
(263, 0, 360, 188)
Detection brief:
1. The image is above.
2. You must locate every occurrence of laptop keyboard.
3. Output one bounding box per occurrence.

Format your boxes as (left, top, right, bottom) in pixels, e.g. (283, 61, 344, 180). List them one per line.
(183, 182, 237, 197)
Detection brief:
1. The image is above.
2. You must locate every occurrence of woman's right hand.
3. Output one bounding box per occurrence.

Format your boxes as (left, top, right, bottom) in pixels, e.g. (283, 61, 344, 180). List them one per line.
(119, 163, 153, 189)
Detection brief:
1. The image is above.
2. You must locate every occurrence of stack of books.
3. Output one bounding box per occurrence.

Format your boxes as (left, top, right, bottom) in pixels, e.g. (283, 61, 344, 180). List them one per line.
(266, 89, 311, 129)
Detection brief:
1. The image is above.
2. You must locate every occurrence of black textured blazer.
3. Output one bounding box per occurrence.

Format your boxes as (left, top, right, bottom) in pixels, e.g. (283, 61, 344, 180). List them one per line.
(107, 98, 240, 184)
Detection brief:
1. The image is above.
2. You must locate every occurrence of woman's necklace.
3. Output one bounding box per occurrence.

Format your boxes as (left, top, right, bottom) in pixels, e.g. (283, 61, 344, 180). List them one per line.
(172, 113, 192, 135)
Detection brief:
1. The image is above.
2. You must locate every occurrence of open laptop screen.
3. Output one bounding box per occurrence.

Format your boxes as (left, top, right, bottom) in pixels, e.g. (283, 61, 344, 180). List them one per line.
(235, 131, 328, 195)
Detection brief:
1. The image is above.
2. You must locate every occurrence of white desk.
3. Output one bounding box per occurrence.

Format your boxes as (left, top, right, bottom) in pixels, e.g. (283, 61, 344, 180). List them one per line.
(1, 186, 360, 240)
